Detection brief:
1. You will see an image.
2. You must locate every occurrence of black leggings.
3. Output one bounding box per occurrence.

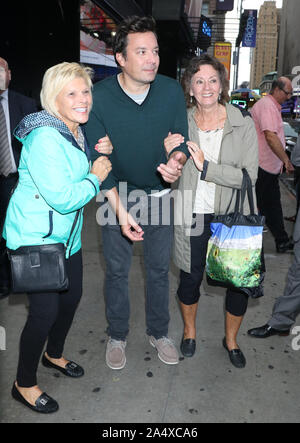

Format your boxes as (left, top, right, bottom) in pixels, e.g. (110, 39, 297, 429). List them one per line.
(177, 214, 249, 317)
(16, 250, 83, 387)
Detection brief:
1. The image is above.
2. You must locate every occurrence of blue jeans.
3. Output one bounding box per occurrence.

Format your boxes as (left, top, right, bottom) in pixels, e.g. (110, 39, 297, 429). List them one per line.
(101, 192, 173, 341)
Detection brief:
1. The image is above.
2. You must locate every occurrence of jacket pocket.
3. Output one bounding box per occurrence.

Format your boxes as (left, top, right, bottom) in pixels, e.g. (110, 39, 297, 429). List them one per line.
(42, 210, 53, 239)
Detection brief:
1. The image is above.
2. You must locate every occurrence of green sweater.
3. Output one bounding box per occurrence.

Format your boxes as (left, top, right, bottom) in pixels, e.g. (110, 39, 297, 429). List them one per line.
(85, 74, 189, 194)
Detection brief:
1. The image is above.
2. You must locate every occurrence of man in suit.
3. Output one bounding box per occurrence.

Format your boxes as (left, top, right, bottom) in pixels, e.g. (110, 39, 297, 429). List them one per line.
(0, 57, 37, 298)
(248, 209, 300, 338)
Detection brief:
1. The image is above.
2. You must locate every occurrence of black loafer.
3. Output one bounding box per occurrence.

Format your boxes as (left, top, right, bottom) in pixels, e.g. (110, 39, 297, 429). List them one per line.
(247, 324, 290, 339)
(276, 238, 294, 253)
(42, 354, 84, 378)
(223, 338, 246, 369)
(11, 383, 59, 414)
(180, 337, 196, 358)
(0, 286, 10, 300)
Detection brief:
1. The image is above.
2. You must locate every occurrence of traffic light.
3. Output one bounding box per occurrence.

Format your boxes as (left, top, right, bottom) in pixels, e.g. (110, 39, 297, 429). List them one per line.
(197, 15, 213, 51)
(216, 0, 234, 11)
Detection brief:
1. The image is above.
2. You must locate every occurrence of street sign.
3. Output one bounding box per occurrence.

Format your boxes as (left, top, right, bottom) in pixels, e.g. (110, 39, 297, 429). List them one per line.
(214, 42, 232, 80)
(242, 10, 257, 48)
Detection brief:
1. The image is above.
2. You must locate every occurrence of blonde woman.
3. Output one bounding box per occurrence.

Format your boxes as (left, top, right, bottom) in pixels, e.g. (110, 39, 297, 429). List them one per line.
(3, 62, 112, 413)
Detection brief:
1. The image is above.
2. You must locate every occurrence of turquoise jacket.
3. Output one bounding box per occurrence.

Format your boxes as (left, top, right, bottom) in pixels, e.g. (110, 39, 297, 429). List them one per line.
(3, 111, 100, 257)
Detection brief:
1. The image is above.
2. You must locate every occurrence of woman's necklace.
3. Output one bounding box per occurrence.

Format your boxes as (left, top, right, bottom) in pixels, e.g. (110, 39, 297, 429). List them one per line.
(194, 105, 224, 133)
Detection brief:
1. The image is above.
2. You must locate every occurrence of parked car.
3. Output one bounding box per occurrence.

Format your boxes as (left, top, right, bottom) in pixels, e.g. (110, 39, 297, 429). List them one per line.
(284, 121, 298, 156)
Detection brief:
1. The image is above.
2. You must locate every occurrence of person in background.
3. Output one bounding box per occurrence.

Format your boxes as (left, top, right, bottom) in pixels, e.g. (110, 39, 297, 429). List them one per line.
(3, 62, 112, 413)
(0, 57, 37, 299)
(164, 54, 259, 368)
(285, 133, 300, 223)
(85, 16, 189, 370)
(251, 77, 294, 253)
(248, 205, 300, 339)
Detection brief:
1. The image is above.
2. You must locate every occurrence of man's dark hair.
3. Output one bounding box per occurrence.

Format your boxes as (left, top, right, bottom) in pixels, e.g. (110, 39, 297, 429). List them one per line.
(113, 16, 157, 66)
(270, 79, 286, 94)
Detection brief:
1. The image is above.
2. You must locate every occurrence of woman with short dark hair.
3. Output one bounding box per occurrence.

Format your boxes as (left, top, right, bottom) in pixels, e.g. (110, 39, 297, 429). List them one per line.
(165, 54, 259, 368)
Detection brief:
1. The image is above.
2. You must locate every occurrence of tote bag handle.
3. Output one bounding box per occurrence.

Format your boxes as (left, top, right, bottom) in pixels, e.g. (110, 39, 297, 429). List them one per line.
(225, 169, 255, 215)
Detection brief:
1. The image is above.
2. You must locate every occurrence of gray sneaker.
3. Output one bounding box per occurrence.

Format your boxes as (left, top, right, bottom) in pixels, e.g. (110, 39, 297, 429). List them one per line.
(149, 336, 179, 365)
(106, 338, 127, 370)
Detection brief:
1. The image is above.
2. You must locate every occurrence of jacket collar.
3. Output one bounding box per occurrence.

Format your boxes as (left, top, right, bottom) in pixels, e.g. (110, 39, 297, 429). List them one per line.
(188, 103, 246, 137)
(14, 110, 89, 157)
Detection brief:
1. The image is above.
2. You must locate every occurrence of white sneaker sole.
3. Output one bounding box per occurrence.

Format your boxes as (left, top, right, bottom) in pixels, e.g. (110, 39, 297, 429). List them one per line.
(106, 356, 126, 370)
(149, 338, 179, 365)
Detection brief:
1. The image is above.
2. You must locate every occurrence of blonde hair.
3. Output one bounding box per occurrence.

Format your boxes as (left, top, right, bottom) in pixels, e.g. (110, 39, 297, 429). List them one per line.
(40, 62, 94, 117)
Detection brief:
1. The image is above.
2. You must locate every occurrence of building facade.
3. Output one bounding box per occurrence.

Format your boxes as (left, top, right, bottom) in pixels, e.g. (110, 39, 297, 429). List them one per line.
(249, 1, 279, 90)
(277, 0, 300, 86)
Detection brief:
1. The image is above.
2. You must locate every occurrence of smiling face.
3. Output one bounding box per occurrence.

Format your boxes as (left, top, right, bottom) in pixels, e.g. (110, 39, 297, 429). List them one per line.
(55, 77, 92, 133)
(116, 31, 159, 90)
(190, 64, 221, 109)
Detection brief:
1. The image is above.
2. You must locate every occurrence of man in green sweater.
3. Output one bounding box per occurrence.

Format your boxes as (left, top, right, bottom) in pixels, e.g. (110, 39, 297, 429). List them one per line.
(85, 16, 189, 370)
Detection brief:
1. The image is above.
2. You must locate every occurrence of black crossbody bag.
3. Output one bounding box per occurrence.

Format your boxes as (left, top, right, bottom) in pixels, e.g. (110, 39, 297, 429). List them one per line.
(7, 210, 80, 294)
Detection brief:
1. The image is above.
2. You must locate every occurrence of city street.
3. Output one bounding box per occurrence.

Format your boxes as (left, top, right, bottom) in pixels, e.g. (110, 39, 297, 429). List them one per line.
(0, 181, 299, 424)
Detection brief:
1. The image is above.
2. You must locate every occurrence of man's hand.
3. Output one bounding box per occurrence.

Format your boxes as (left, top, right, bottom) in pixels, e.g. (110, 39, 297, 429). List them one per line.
(284, 158, 295, 174)
(264, 130, 294, 174)
(105, 187, 144, 242)
(120, 212, 144, 242)
(157, 151, 187, 183)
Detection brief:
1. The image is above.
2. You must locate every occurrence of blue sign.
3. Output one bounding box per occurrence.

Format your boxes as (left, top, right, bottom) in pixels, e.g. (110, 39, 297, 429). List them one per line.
(202, 20, 212, 37)
(242, 10, 257, 48)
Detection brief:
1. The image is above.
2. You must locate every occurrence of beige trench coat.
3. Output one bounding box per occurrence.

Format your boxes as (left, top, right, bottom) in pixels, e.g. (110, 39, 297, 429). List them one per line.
(173, 103, 259, 273)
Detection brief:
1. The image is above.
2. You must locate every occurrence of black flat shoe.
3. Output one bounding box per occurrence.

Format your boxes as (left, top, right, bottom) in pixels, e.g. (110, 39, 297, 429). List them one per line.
(42, 354, 84, 378)
(223, 338, 246, 369)
(180, 337, 196, 358)
(0, 285, 10, 300)
(247, 324, 290, 339)
(11, 383, 59, 414)
(276, 238, 294, 253)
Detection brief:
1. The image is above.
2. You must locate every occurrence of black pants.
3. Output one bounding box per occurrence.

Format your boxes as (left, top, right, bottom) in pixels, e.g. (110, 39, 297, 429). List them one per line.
(255, 167, 289, 245)
(294, 166, 300, 214)
(177, 214, 249, 317)
(16, 250, 83, 387)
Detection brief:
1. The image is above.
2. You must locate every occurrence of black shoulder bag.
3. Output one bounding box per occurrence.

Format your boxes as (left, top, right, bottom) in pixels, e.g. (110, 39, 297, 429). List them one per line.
(7, 210, 80, 294)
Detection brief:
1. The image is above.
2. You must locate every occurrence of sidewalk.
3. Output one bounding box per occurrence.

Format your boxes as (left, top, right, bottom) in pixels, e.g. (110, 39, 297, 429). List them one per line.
(0, 181, 299, 423)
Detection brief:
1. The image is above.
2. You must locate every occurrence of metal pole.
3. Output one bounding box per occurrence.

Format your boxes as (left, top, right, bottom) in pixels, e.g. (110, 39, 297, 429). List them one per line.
(234, 0, 243, 90)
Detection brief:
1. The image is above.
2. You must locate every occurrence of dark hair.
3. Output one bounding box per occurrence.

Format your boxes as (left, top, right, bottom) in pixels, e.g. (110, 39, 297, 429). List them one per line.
(181, 54, 230, 108)
(270, 79, 286, 94)
(113, 16, 157, 66)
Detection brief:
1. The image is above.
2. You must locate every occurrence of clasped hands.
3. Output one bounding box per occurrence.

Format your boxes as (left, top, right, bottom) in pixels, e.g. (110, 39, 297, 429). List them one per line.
(159, 132, 205, 175)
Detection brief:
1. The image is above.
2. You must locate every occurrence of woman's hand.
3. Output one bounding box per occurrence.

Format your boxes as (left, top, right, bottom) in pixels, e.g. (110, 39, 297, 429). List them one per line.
(91, 156, 112, 182)
(94, 135, 113, 155)
(164, 132, 184, 156)
(187, 141, 205, 172)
